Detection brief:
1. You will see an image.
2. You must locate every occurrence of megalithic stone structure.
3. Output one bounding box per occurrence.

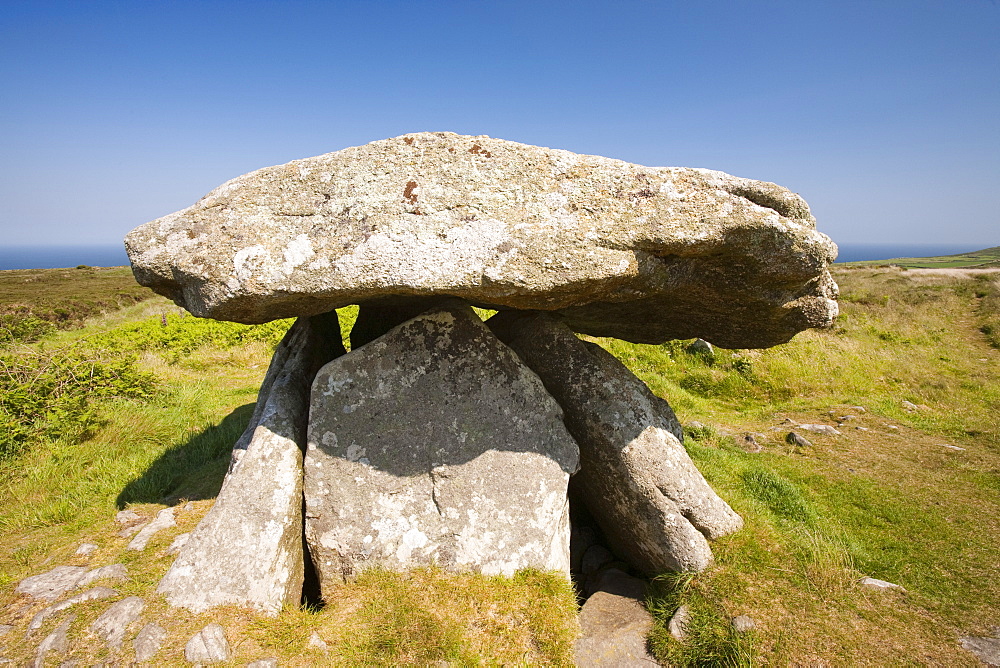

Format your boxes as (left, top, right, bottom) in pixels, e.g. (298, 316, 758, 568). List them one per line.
(124, 132, 839, 615)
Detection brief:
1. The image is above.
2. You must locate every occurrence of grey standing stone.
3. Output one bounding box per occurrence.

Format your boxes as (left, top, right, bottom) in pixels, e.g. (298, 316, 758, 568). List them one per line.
(127, 508, 176, 551)
(489, 311, 742, 574)
(158, 314, 343, 615)
(29, 587, 117, 632)
(89, 596, 145, 648)
(185, 623, 231, 663)
(960, 636, 1000, 666)
(30, 614, 74, 668)
(133, 622, 167, 662)
(125, 132, 838, 349)
(305, 302, 579, 593)
(574, 584, 657, 666)
(16, 566, 88, 601)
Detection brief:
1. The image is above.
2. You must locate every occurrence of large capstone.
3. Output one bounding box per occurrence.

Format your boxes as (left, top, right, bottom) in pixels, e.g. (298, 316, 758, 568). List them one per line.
(157, 313, 344, 614)
(304, 302, 579, 594)
(490, 310, 743, 574)
(126, 132, 837, 348)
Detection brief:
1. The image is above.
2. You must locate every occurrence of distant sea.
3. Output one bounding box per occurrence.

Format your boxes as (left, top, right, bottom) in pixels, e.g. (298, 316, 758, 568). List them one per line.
(0, 245, 130, 270)
(834, 243, 989, 263)
(0, 242, 990, 271)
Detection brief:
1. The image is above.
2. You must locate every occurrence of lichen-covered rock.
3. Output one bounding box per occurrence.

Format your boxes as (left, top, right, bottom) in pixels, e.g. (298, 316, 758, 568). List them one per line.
(133, 623, 166, 662)
(126, 132, 837, 348)
(184, 623, 231, 663)
(304, 302, 578, 592)
(490, 311, 742, 574)
(157, 314, 343, 615)
(89, 596, 145, 648)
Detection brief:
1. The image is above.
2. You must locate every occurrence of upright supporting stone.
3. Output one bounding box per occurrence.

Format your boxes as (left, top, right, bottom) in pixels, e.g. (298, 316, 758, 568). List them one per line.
(304, 302, 579, 595)
(157, 313, 344, 614)
(490, 311, 743, 574)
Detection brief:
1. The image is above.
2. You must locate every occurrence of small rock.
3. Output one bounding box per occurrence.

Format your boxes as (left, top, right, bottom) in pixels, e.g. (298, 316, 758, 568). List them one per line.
(741, 433, 763, 453)
(959, 635, 1000, 665)
(581, 545, 614, 575)
(786, 432, 812, 447)
(166, 532, 190, 555)
(855, 426, 869, 431)
(887, 425, 899, 431)
(247, 659, 279, 668)
(859, 576, 905, 592)
(89, 596, 145, 648)
(185, 623, 231, 663)
(118, 523, 144, 538)
(29, 587, 117, 632)
(0, 624, 12, 636)
(115, 509, 141, 525)
(838, 415, 856, 422)
(308, 631, 329, 651)
(940, 444, 966, 451)
(574, 587, 657, 665)
(183, 501, 195, 512)
(780, 418, 799, 426)
(668, 604, 692, 641)
(79, 564, 128, 587)
(75, 544, 98, 557)
(687, 339, 714, 356)
(133, 623, 167, 662)
(31, 614, 74, 666)
(16, 566, 88, 601)
(687, 420, 706, 431)
(850, 406, 867, 413)
(128, 508, 176, 551)
(901, 400, 919, 411)
(731, 615, 756, 633)
(797, 424, 841, 436)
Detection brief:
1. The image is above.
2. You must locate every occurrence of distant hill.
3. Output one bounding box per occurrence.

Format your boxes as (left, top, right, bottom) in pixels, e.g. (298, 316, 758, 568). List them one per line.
(841, 245, 1000, 268)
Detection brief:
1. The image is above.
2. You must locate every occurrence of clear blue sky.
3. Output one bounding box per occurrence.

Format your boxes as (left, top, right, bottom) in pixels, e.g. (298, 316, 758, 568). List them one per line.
(2, 0, 997, 248)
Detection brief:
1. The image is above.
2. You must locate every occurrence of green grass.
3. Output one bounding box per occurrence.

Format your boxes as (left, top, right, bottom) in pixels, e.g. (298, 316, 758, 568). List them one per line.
(0, 265, 998, 665)
(840, 244, 1000, 268)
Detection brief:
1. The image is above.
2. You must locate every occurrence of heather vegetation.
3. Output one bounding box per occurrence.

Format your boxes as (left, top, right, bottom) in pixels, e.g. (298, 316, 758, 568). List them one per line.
(0, 264, 998, 665)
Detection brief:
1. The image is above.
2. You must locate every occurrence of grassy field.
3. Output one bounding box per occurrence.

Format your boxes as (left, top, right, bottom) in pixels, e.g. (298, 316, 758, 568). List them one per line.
(841, 244, 1000, 269)
(1, 264, 998, 665)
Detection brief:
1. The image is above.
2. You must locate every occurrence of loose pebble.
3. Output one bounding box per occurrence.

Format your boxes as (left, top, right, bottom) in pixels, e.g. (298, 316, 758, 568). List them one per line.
(860, 576, 905, 592)
(731, 615, 756, 633)
(786, 432, 813, 448)
(308, 631, 329, 651)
